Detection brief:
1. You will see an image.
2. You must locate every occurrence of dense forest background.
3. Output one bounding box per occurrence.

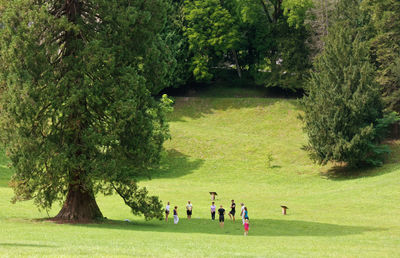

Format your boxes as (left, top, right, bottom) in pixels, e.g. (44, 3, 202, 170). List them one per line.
(160, 0, 399, 114)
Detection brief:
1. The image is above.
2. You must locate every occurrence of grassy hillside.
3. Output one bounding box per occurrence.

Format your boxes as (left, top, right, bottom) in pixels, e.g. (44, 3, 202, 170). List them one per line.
(1, 90, 399, 257)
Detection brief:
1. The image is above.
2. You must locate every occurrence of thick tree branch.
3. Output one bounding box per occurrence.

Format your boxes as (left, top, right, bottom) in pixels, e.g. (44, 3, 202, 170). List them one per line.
(275, 0, 282, 22)
(260, 0, 273, 23)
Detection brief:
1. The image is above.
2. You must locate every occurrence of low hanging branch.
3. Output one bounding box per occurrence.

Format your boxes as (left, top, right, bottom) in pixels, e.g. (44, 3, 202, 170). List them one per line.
(112, 181, 163, 221)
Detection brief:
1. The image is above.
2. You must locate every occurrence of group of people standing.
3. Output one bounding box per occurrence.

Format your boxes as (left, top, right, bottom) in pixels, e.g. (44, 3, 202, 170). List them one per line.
(164, 200, 250, 236)
(164, 200, 193, 225)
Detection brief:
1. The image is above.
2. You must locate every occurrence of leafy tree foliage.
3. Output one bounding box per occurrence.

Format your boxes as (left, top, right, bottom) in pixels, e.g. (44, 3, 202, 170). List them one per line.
(301, 0, 398, 168)
(234, 0, 312, 90)
(181, 0, 312, 90)
(283, 0, 314, 28)
(0, 0, 172, 221)
(183, 0, 241, 81)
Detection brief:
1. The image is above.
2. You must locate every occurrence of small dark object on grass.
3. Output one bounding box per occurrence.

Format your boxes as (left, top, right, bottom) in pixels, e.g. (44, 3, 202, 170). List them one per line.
(281, 205, 289, 215)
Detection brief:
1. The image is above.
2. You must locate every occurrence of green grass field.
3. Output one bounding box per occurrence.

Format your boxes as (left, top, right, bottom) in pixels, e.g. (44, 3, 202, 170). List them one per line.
(1, 87, 400, 257)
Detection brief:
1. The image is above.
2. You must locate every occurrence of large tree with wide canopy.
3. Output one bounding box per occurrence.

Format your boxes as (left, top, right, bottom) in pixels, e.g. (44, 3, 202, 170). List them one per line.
(0, 0, 173, 222)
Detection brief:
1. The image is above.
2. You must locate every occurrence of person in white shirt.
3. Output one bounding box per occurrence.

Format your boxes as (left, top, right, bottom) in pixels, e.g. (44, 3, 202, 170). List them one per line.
(165, 201, 170, 222)
(186, 200, 193, 219)
(240, 203, 245, 225)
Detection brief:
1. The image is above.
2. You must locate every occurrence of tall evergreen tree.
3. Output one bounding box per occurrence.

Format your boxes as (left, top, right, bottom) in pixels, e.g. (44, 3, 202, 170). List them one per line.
(0, 0, 172, 221)
(363, 0, 400, 114)
(300, 0, 397, 167)
(161, 0, 192, 88)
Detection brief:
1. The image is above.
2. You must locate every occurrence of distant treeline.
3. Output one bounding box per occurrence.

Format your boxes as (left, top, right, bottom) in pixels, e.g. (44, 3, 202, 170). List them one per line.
(162, 0, 399, 114)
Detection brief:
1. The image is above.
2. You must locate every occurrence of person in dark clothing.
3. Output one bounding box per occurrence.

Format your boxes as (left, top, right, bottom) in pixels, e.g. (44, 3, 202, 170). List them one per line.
(173, 206, 179, 224)
(228, 199, 236, 222)
(218, 205, 225, 228)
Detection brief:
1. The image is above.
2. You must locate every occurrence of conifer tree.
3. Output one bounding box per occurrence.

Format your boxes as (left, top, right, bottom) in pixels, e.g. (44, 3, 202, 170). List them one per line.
(0, 0, 172, 221)
(363, 0, 400, 113)
(300, 0, 398, 167)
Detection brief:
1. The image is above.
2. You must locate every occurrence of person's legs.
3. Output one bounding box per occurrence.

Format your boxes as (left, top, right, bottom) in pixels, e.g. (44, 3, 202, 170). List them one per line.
(174, 215, 179, 224)
(228, 212, 232, 220)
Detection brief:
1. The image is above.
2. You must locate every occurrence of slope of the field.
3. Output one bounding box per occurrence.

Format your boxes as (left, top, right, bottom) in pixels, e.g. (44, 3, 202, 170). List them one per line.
(1, 90, 399, 257)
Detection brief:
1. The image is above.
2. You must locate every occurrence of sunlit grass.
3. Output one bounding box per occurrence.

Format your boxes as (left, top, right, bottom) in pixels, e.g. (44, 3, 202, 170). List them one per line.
(1, 89, 399, 257)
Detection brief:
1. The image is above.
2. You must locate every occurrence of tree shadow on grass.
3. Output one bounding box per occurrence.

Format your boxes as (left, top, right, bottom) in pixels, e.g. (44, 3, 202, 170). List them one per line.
(320, 141, 400, 181)
(320, 163, 400, 181)
(163, 81, 304, 99)
(169, 97, 302, 123)
(146, 149, 204, 180)
(0, 243, 56, 248)
(74, 218, 384, 237)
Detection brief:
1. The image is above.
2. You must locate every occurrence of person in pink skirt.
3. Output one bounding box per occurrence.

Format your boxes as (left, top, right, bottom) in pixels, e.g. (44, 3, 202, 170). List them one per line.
(244, 219, 249, 236)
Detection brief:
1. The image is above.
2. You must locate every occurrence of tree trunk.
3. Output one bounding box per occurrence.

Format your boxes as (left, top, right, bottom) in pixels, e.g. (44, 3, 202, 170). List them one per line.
(55, 182, 103, 222)
(390, 122, 400, 139)
(232, 49, 242, 78)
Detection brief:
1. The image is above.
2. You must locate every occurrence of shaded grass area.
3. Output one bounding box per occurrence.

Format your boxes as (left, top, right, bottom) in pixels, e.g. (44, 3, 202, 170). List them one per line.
(0, 243, 57, 248)
(321, 163, 400, 181)
(169, 97, 299, 122)
(148, 149, 204, 179)
(0, 92, 399, 257)
(75, 218, 383, 237)
(163, 80, 303, 99)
